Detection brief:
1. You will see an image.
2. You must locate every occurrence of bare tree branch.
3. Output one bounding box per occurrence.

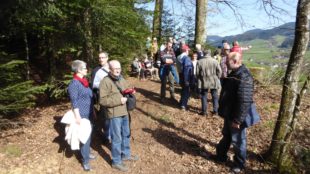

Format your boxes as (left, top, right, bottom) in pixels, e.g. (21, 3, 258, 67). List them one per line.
(212, 0, 246, 30)
(257, 0, 292, 23)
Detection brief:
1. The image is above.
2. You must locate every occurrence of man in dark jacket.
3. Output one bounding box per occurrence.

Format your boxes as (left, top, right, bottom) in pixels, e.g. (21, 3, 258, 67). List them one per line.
(214, 52, 254, 173)
(179, 45, 193, 110)
(195, 44, 206, 60)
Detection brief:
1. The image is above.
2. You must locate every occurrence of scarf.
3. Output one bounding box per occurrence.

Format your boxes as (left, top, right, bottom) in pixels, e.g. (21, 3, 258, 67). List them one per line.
(73, 73, 89, 88)
(109, 73, 122, 81)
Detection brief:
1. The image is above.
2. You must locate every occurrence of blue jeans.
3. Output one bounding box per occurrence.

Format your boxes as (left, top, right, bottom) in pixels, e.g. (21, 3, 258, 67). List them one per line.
(160, 72, 175, 99)
(159, 65, 179, 84)
(110, 115, 131, 165)
(81, 131, 91, 165)
(98, 107, 111, 141)
(216, 119, 247, 169)
(180, 85, 190, 107)
(201, 89, 218, 113)
(103, 112, 111, 141)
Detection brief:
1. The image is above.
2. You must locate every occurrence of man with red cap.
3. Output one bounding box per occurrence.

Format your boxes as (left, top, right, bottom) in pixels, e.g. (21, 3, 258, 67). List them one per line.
(179, 45, 194, 110)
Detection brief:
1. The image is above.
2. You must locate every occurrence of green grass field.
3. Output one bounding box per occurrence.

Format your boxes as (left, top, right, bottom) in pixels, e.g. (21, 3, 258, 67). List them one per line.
(240, 36, 310, 69)
(235, 36, 310, 83)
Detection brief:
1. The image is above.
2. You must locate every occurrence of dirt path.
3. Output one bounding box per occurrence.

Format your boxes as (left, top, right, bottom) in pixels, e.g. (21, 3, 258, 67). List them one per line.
(0, 77, 297, 174)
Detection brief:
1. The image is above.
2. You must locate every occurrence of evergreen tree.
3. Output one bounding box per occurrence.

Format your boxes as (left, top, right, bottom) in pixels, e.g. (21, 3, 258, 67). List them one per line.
(0, 0, 150, 116)
(183, 16, 195, 47)
(0, 58, 46, 116)
(161, 6, 176, 42)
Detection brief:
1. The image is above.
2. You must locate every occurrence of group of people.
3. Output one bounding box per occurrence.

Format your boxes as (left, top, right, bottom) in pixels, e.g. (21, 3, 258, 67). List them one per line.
(143, 37, 254, 173)
(131, 55, 159, 81)
(67, 52, 138, 172)
(66, 37, 254, 173)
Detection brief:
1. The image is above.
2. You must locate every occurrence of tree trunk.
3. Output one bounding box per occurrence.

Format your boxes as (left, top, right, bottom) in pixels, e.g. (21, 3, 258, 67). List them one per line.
(83, 7, 94, 64)
(47, 33, 57, 82)
(23, 32, 30, 80)
(195, 0, 208, 46)
(268, 0, 310, 172)
(152, 0, 163, 42)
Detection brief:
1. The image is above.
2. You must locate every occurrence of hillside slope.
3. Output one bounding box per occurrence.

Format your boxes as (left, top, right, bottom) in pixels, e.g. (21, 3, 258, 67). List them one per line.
(207, 22, 296, 46)
(0, 78, 309, 174)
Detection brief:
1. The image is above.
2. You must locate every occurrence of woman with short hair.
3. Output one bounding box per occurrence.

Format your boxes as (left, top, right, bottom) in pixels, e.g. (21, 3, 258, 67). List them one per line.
(68, 60, 95, 171)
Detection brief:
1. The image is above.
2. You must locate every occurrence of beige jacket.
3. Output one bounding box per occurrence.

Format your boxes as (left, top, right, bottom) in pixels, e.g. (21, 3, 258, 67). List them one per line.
(99, 76, 129, 119)
(196, 56, 222, 90)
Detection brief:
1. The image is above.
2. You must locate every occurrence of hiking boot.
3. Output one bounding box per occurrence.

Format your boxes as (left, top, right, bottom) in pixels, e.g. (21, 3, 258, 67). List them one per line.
(102, 138, 111, 145)
(170, 94, 177, 102)
(209, 154, 227, 164)
(112, 163, 128, 172)
(180, 106, 186, 111)
(123, 155, 139, 162)
(160, 98, 165, 103)
(211, 111, 218, 116)
(231, 166, 242, 173)
(83, 163, 91, 171)
(89, 154, 96, 160)
(199, 112, 208, 116)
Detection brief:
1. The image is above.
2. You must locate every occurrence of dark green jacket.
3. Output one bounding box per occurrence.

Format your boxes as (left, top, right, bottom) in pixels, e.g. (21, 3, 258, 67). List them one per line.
(99, 75, 129, 119)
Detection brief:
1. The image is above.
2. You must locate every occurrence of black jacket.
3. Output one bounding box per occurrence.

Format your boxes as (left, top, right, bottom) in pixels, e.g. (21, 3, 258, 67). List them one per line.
(218, 64, 254, 124)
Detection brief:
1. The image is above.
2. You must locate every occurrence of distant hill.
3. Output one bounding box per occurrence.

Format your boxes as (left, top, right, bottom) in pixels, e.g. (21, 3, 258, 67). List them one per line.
(207, 22, 296, 47)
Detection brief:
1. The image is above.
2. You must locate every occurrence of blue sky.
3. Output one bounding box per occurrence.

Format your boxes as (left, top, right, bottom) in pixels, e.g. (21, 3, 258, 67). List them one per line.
(137, 0, 297, 37)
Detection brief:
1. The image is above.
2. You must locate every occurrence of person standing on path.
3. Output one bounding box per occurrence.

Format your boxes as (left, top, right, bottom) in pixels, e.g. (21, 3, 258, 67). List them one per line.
(213, 52, 254, 173)
(179, 45, 194, 110)
(159, 41, 179, 103)
(196, 50, 222, 116)
(90, 52, 110, 143)
(99, 60, 139, 172)
(68, 60, 96, 171)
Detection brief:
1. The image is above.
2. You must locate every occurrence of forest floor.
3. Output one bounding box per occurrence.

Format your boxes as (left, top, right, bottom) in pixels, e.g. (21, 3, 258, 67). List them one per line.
(0, 77, 309, 174)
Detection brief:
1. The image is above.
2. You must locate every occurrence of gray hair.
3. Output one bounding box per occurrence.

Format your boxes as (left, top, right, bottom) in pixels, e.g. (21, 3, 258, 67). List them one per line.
(99, 52, 109, 58)
(71, 60, 86, 73)
(195, 44, 201, 50)
(206, 49, 211, 56)
(108, 60, 121, 70)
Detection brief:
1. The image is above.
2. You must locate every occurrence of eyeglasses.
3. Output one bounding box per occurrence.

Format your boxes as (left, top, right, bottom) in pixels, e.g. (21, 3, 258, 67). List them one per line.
(99, 56, 107, 59)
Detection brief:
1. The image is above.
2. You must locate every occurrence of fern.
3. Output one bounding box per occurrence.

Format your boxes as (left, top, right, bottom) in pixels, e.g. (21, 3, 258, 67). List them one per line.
(0, 60, 47, 115)
(46, 74, 72, 100)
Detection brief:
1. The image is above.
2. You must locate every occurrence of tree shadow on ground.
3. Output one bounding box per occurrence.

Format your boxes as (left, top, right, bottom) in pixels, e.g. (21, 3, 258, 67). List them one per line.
(135, 85, 212, 115)
(142, 128, 272, 173)
(52, 116, 75, 158)
(245, 168, 277, 174)
(142, 127, 211, 158)
(149, 79, 161, 84)
(135, 106, 216, 147)
(136, 105, 265, 165)
(90, 132, 112, 165)
(135, 87, 179, 108)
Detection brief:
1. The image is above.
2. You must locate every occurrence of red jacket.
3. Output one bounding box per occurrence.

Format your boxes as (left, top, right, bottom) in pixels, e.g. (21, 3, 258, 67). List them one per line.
(230, 45, 242, 55)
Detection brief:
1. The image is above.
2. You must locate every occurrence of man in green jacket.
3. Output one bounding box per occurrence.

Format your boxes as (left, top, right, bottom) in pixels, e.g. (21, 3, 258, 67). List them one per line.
(99, 60, 138, 172)
(196, 50, 222, 116)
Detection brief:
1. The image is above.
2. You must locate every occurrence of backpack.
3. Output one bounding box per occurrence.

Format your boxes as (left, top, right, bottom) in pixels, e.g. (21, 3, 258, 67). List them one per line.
(109, 77, 136, 111)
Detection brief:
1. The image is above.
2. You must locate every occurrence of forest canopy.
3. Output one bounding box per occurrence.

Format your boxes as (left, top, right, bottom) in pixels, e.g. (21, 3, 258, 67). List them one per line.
(0, 0, 150, 115)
